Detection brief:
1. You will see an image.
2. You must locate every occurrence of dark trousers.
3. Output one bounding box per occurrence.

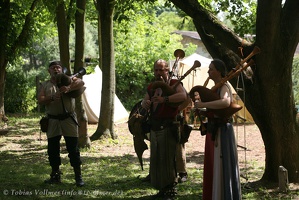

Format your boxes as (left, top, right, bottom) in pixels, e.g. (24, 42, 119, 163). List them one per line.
(47, 135, 82, 170)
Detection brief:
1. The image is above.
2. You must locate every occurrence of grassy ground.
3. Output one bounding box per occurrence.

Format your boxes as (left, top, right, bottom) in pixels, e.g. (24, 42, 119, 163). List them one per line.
(0, 113, 298, 199)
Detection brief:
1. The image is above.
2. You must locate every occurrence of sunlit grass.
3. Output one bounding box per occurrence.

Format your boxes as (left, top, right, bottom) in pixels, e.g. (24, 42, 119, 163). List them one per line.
(0, 113, 298, 199)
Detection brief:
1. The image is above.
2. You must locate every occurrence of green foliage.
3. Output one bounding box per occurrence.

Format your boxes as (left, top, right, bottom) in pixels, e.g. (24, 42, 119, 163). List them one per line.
(69, 22, 99, 59)
(22, 24, 60, 72)
(2, 1, 33, 62)
(292, 56, 299, 105)
(158, 11, 196, 31)
(4, 63, 37, 113)
(2, 0, 259, 114)
(215, 0, 257, 37)
(114, 3, 196, 110)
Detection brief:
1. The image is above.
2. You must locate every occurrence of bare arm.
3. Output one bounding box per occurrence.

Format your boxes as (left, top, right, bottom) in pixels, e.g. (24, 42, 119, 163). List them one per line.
(169, 83, 187, 103)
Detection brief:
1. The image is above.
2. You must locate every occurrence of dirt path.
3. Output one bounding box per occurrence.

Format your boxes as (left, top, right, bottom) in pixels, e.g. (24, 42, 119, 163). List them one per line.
(111, 122, 265, 184)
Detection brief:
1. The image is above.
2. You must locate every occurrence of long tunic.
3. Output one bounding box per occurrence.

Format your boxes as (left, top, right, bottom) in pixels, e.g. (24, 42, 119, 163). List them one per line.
(148, 80, 179, 190)
(150, 127, 177, 190)
(202, 83, 241, 200)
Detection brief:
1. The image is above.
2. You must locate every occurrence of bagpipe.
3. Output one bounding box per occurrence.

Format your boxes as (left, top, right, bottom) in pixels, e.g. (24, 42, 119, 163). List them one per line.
(55, 67, 87, 98)
(189, 46, 261, 119)
(128, 49, 199, 170)
(151, 60, 201, 107)
(151, 48, 201, 108)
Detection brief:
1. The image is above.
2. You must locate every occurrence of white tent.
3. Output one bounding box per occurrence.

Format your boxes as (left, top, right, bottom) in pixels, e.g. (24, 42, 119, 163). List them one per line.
(178, 53, 254, 123)
(178, 53, 215, 90)
(82, 66, 129, 124)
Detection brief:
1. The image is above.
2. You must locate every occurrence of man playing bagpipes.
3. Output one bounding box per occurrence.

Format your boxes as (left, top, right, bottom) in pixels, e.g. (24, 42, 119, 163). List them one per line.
(141, 59, 187, 199)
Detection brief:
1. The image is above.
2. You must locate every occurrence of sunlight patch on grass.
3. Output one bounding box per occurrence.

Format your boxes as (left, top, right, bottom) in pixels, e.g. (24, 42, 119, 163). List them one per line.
(0, 114, 298, 199)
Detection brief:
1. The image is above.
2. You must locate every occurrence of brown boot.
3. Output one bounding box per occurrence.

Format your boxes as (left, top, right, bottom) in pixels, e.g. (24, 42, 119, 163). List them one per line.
(74, 166, 85, 187)
(44, 170, 62, 184)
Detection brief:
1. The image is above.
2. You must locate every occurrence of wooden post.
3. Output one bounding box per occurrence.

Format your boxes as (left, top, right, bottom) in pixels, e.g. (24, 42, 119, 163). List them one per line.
(278, 166, 289, 192)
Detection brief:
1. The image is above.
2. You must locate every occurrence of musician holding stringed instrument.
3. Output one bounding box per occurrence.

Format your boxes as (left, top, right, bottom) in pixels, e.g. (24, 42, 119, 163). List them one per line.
(141, 59, 187, 199)
(193, 59, 241, 200)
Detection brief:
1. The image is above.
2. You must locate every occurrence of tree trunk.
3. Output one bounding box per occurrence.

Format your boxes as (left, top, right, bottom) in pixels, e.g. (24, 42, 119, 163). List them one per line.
(0, 0, 8, 124)
(0, 66, 6, 126)
(74, 0, 91, 148)
(76, 98, 90, 148)
(90, 0, 116, 140)
(170, 0, 299, 182)
(0, 0, 39, 124)
(56, 1, 71, 71)
(249, 0, 299, 182)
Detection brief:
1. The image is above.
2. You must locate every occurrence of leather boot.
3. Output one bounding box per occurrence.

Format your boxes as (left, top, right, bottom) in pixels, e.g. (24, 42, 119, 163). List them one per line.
(44, 170, 62, 184)
(74, 166, 85, 187)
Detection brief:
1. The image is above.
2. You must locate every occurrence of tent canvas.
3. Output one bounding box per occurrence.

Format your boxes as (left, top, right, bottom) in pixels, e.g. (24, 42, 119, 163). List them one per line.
(178, 53, 254, 123)
(82, 66, 129, 124)
(178, 53, 215, 90)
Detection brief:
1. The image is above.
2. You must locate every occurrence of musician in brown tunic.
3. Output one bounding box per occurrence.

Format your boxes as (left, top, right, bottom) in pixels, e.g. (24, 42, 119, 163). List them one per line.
(141, 59, 187, 199)
(38, 61, 85, 187)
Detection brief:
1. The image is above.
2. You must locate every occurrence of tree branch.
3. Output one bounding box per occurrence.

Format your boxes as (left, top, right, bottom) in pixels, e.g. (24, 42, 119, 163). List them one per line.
(170, 0, 250, 50)
(8, 0, 40, 60)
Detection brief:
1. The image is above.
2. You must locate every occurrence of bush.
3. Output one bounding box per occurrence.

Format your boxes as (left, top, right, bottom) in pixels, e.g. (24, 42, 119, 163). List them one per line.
(4, 69, 37, 113)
